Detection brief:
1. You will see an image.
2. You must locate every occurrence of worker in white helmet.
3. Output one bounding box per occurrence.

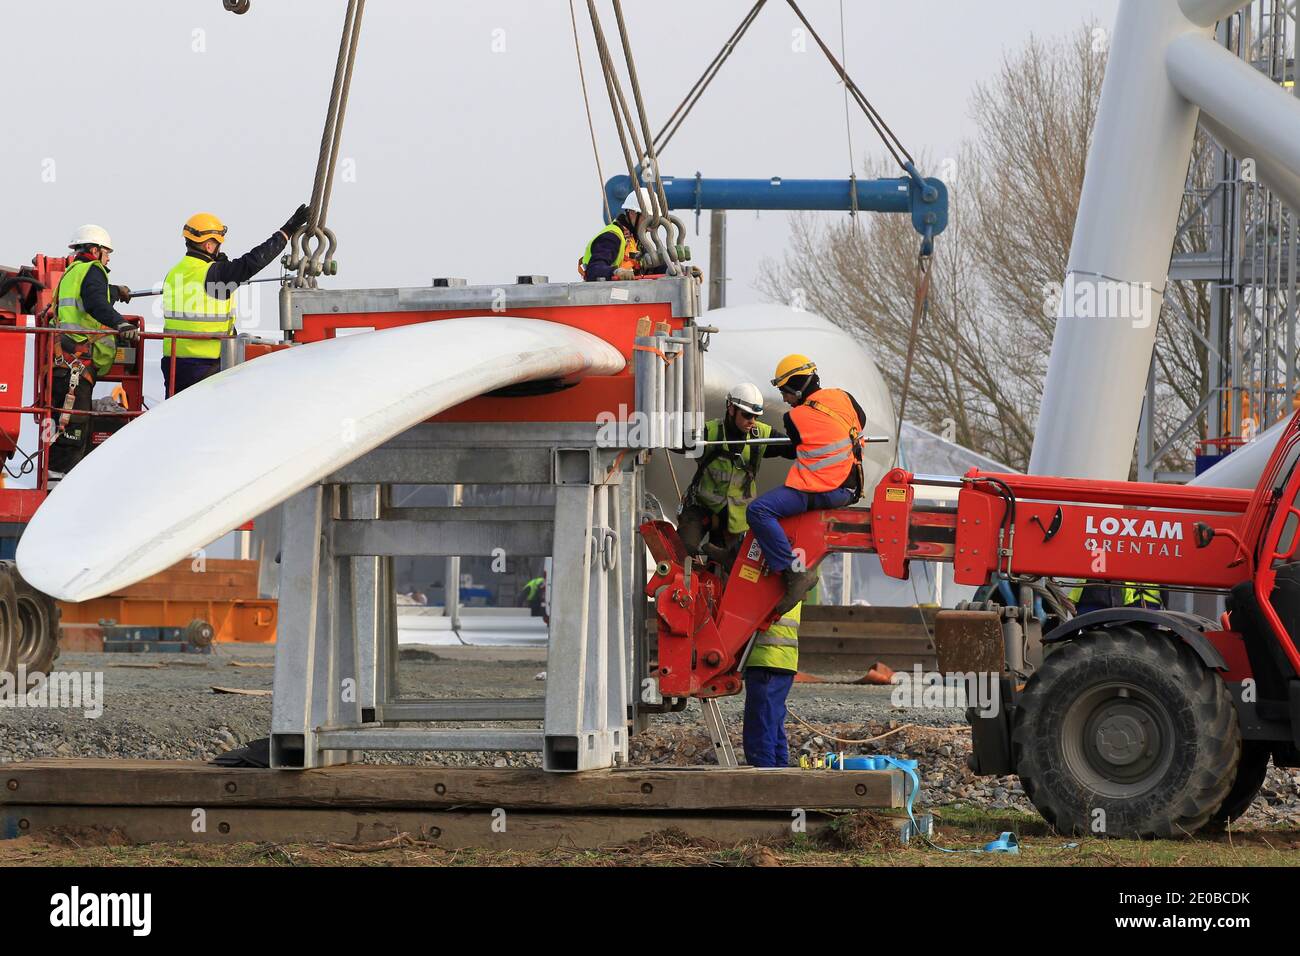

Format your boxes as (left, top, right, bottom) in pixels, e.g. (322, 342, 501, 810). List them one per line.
(48, 225, 135, 477)
(676, 382, 788, 565)
(578, 187, 669, 282)
(676, 382, 803, 768)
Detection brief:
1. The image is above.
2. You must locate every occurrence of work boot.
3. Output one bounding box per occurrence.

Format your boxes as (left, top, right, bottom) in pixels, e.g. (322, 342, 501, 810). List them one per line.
(774, 566, 819, 616)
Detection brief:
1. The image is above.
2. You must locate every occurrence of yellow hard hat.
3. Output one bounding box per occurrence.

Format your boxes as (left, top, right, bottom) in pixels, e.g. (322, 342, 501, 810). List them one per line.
(183, 212, 228, 245)
(772, 354, 817, 388)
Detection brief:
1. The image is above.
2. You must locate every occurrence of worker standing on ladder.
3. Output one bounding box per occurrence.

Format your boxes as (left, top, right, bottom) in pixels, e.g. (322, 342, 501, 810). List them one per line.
(161, 205, 309, 395)
(747, 354, 867, 616)
(678, 383, 786, 565)
(579, 188, 668, 282)
(49, 225, 135, 479)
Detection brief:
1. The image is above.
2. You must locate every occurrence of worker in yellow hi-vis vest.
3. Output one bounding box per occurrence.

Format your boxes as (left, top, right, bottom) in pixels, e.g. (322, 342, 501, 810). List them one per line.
(743, 602, 802, 768)
(49, 224, 134, 478)
(677, 382, 788, 565)
(579, 188, 669, 282)
(161, 204, 309, 395)
(1068, 581, 1164, 614)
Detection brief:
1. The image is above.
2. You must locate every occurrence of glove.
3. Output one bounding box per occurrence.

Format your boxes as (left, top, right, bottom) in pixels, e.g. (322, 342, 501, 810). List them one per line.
(613, 267, 636, 281)
(689, 265, 703, 282)
(281, 203, 310, 238)
(115, 285, 132, 304)
(115, 322, 139, 343)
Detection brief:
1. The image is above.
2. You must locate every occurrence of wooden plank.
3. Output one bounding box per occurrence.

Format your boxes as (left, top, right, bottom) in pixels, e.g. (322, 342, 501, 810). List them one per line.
(0, 805, 923, 849)
(799, 622, 934, 639)
(799, 636, 935, 656)
(802, 606, 938, 626)
(0, 760, 902, 811)
(645, 605, 938, 639)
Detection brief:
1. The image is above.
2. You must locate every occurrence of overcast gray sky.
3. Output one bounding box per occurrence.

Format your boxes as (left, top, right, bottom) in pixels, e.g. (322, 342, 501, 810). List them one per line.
(6, 0, 1118, 328)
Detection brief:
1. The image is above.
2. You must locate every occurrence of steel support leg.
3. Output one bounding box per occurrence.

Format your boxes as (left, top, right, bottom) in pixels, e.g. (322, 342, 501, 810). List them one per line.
(543, 472, 630, 770)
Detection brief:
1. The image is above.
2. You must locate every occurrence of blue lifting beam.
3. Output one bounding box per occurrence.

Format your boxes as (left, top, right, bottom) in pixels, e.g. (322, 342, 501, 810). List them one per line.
(604, 169, 948, 254)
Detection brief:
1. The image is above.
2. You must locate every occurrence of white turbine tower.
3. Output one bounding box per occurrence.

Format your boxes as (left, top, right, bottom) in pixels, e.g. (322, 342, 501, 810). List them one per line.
(1032, 0, 1300, 479)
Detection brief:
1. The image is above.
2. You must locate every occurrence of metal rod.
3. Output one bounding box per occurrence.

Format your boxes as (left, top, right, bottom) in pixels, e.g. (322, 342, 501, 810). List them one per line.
(687, 435, 891, 447)
(127, 276, 283, 298)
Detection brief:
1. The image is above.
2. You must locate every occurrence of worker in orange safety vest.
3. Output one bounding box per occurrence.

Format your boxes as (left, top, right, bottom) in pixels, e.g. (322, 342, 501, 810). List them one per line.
(745, 354, 868, 617)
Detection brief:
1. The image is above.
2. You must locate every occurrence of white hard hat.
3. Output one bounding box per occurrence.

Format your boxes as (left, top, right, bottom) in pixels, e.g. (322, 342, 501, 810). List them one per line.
(621, 187, 654, 214)
(726, 382, 764, 416)
(68, 224, 113, 251)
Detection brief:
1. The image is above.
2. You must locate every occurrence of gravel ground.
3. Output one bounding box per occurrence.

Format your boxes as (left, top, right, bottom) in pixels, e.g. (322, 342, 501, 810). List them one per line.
(3, 645, 1299, 829)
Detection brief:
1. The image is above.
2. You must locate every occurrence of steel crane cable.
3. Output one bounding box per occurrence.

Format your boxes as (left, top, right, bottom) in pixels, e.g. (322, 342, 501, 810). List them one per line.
(892, 252, 932, 465)
(585, 0, 663, 266)
(609, 0, 686, 265)
(777, 2, 931, 459)
(584, 0, 676, 272)
(286, 0, 365, 289)
(652, 0, 768, 156)
(569, 0, 614, 224)
(784, 0, 913, 173)
(838, 0, 860, 232)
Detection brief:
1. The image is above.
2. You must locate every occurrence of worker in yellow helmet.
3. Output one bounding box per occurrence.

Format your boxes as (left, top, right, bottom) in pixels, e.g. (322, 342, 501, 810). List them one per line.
(161, 205, 309, 395)
(746, 354, 867, 617)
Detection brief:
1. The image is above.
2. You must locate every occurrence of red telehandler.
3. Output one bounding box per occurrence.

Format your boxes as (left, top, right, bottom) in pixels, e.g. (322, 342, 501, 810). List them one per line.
(642, 409, 1300, 838)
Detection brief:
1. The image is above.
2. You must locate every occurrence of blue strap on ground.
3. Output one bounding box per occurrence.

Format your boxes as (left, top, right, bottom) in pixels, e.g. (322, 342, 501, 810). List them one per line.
(823, 752, 926, 839)
(823, 752, 1019, 854)
(983, 831, 1019, 853)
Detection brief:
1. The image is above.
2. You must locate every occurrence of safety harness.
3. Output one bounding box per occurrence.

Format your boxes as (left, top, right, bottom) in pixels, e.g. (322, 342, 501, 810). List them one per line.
(802, 396, 865, 503)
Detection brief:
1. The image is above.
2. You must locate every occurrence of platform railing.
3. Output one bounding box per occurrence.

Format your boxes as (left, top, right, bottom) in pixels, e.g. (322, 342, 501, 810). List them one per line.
(0, 323, 234, 490)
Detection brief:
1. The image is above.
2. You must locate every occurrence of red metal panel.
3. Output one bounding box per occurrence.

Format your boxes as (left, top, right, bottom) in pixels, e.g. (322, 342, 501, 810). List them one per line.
(1205, 630, 1253, 683)
(970, 469, 1254, 513)
(0, 488, 47, 523)
(0, 319, 26, 454)
(298, 304, 676, 423)
(952, 495, 1249, 589)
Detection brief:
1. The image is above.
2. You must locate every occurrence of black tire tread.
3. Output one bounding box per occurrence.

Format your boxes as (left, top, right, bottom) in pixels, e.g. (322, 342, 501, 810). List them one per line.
(1011, 626, 1239, 839)
(1206, 741, 1270, 827)
(9, 564, 60, 674)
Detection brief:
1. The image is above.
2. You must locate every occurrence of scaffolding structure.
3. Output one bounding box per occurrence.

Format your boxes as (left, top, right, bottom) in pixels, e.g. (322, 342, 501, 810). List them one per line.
(1140, 0, 1300, 480)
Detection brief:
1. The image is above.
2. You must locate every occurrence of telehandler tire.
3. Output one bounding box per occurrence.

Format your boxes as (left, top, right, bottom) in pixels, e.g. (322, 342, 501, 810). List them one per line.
(1011, 625, 1239, 839)
(0, 563, 14, 688)
(11, 568, 60, 675)
(1206, 741, 1270, 827)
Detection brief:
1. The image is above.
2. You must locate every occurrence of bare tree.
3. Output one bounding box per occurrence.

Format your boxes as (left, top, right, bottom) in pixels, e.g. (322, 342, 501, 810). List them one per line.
(759, 24, 1173, 472)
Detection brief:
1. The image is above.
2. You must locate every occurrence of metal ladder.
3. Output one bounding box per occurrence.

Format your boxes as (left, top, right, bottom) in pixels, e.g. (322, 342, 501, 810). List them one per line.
(701, 697, 737, 767)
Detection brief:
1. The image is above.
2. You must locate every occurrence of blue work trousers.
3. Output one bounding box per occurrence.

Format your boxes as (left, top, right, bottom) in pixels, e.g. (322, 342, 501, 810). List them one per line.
(746, 485, 855, 572)
(743, 666, 796, 768)
(162, 356, 220, 396)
